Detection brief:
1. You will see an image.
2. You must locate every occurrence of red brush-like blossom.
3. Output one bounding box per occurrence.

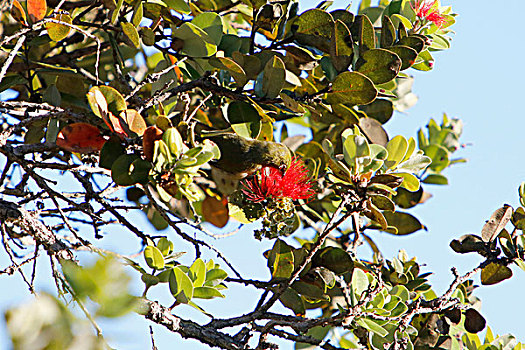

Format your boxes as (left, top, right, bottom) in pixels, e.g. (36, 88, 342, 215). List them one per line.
(242, 158, 315, 203)
(413, 0, 446, 27)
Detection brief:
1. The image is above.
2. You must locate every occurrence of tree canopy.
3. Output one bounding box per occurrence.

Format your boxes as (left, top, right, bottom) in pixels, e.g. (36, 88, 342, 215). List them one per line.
(0, 0, 524, 349)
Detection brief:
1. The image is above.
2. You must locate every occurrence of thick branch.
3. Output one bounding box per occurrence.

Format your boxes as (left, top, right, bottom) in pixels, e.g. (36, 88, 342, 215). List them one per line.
(142, 299, 248, 350)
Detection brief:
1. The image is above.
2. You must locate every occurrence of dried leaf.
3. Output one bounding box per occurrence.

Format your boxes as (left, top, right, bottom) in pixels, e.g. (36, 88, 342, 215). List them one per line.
(202, 196, 229, 228)
(27, 0, 47, 22)
(56, 123, 106, 153)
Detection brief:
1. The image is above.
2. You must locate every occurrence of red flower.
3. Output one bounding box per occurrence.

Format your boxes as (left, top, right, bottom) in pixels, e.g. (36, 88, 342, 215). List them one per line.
(413, 0, 446, 27)
(242, 158, 315, 203)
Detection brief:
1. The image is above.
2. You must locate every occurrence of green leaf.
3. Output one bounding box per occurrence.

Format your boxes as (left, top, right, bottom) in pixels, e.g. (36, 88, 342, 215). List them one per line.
(62, 257, 136, 318)
(157, 237, 173, 256)
(291, 280, 326, 300)
(396, 152, 432, 173)
(331, 9, 354, 28)
(368, 202, 388, 230)
(271, 239, 295, 279)
(46, 14, 72, 42)
(191, 12, 223, 45)
(351, 268, 369, 297)
(169, 267, 194, 303)
(397, 35, 425, 53)
(0, 74, 26, 93)
(132, 1, 143, 27)
(450, 234, 485, 254)
(193, 286, 225, 299)
(390, 14, 413, 30)
(141, 273, 160, 287)
(145, 203, 169, 230)
(172, 22, 217, 57)
(227, 101, 262, 139)
(515, 258, 525, 272)
(356, 48, 401, 84)
(162, 127, 185, 158)
(480, 262, 513, 285)
(423, 144, 449, 172)
(163, 0, 191, 14)
(144, 246, 165, 270)
(370, 194, 395, 211)
(422, 174, 448, 185)
(87, 86, 127, 119)
(412, 50, 434, 71)
(360, 98, 394, 124)
(381, 16, 395, 48)
(512, 206, 525, 230)
(356, 318, 388, 337)
(396, 172, 420, 192)
(498, 229, 516, 258)
(393, 187, 423, 209)
(330, 20, 353, 72)
(209, 57, 247, 87)
(326, 71, 377, 105)
(383, 211, 425, 235)
(204, 268, 228, 287)
(387, 45, 418, 70)
(279, 288, 305, 316)
(261, 56, 286, 99)
(294, 9, 333, 38)
(121, 22, 140, 48)
(99, 139, 125, 170)
(343, 134, 370, 168)
(353, 15, 375, 51)
(189, 258, 206, 287)
(320, 56, 338, 81)
(390, 284, 410, 300)
(111, 154, 140, 186)
(130, 158, 151, 184)
(140, 27, 155, 46)
(313, 247, 353, 274)
(385, 135, 408, 169)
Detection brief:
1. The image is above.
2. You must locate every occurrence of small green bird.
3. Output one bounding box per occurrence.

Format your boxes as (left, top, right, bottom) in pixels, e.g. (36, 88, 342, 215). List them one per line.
(204, 133, 292, 195)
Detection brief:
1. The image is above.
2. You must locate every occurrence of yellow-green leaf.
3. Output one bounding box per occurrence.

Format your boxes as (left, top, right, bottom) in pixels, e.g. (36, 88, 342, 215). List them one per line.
(144, 246, 165, 270)
(121, 22, 140, 48)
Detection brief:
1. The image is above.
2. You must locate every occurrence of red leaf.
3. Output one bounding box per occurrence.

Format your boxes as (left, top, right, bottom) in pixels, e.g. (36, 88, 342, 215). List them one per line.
(56, 123, 107, 153)
(142, 126, 163, 161)
(27, 0, 47, 22)
(10, 0, 27, 25)
(202, 196, 229, 228)
(106, 111, 128, 139)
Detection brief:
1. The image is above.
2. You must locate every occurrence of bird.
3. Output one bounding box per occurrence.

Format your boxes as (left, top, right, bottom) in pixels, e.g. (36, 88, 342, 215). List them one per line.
(203, 133, 292, 195)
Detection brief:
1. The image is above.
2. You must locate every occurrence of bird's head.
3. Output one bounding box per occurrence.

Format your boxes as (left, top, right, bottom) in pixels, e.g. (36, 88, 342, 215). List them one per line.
(261, 142, 292, 174)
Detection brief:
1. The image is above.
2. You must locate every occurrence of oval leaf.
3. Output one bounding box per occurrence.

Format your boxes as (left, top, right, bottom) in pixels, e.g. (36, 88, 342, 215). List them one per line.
(356, 48, 401, 84)
(481, 205, 513, 242)
(144, 245, 165, 270)
(480, 262, 512, 285)
(326, 71, 377, 106)
(382, 211, 425, 235)
(464, 308, 486, 333)
(28, 0, 47, 22)
(56, 123, 106, 154)
(202, 196, 229, 228)
(46, 14, 72, 42)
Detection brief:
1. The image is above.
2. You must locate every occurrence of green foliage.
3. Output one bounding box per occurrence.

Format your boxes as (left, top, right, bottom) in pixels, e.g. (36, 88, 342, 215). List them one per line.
(5, 294, 105, 350)
(136, 238, 227, 312)
(62, 256, 137, 318)
(2, 0, 524, 348)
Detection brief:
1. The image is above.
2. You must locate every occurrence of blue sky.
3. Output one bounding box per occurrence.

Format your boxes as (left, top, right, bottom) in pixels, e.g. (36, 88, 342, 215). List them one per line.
(1, 0, 525, 348)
